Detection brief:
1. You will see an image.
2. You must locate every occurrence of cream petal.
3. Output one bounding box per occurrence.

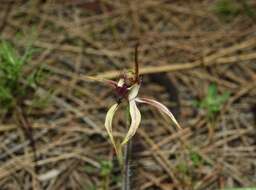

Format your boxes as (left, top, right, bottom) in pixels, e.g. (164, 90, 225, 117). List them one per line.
(121, 99, 141, 145)
(128, 83, 140, 100)
(136, 97, 181, 129)
(104, 103, 119, 151)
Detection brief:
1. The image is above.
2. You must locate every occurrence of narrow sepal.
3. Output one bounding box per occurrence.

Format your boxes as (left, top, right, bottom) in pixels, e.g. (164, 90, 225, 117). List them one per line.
(104, 103, 119, 152)
(136, 97, 181, 129)
(121, 100, 141, 145)
(86, 76, 117, 88)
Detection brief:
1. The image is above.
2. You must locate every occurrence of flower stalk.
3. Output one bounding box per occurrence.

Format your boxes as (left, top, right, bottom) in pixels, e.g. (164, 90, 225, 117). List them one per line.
(122, 107, 132, 190)
(122, 138, 132, 190)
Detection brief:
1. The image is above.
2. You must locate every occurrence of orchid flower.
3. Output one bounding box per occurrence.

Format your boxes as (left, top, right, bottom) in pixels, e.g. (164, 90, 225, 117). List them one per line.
(103, 46, 181, 156)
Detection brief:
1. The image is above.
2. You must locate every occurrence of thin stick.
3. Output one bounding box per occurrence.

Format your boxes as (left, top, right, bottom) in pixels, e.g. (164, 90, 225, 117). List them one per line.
(15, 106, 39, 174)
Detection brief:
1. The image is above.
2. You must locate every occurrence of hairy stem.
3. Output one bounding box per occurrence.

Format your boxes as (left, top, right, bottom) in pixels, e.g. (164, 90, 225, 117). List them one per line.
(122, 138, 132, 190)
(122, 107, 133, 190)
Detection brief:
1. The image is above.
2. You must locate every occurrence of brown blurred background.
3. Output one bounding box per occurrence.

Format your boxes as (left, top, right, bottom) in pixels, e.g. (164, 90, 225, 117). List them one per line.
(0, 0, 256, 190)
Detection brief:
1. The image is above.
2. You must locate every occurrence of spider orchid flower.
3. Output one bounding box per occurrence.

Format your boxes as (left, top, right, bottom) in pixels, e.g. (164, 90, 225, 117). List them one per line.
(88, 44, 182, 159)
(105, 74, 181, 153)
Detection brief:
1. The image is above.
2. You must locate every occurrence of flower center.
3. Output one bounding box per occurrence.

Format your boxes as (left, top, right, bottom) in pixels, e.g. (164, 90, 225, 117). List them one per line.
(114, 70, 142, 103)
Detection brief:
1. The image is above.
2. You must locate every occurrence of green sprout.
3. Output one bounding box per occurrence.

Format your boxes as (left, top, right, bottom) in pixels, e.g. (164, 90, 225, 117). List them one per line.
(213, 0, 240, 18)
(84, 160, 113, 177)
(84, 160, 113, 190)
(99, 160, 113, 177)
(0, 40, 48, 174)
(189, 150, 203, 167)
(0, 40, 43, 110)
(212, 0, 256, 21)
(194, 83, 230, 121)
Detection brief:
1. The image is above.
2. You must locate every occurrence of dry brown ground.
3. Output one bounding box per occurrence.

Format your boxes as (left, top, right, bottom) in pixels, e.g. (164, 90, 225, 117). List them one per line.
(0, 0, 256, 190)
